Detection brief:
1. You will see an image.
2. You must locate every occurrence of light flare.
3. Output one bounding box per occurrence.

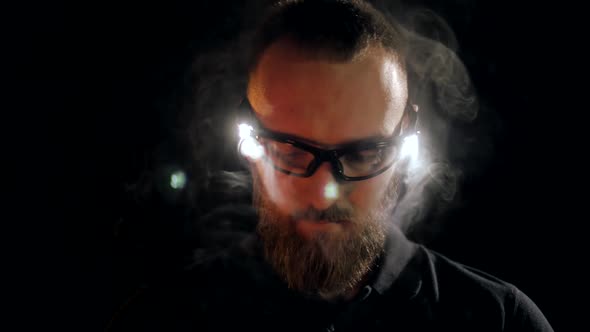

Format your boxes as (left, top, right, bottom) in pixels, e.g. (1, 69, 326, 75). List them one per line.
(401, 133, 419, 161)
(324, 181, 339, 200)
(238, 123, 265, 160)
(169, 170, 187, 189)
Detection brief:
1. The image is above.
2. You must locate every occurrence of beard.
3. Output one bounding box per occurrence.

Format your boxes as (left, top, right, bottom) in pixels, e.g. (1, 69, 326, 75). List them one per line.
(253, 172, 400, 300)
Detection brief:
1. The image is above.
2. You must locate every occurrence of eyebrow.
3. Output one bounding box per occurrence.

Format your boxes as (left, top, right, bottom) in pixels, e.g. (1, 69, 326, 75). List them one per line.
(258, 126, 396, 150)
(243, 98, 401, 148)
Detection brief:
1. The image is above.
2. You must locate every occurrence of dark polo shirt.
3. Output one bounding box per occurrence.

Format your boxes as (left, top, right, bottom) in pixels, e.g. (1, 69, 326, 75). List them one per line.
(108, 223, 553, 331)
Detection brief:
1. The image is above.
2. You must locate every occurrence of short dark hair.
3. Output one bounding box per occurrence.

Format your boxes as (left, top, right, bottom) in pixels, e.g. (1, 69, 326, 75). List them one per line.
(249, 0, 407, 71)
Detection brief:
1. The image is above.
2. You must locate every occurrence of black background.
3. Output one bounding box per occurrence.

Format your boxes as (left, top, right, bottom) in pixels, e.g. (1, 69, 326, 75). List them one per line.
(6, 1, 582, 331)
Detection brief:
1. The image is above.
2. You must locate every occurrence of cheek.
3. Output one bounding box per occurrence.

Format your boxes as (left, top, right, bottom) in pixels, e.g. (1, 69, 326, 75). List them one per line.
(254, 160, 298, 211)
(347, 169, 395, 210)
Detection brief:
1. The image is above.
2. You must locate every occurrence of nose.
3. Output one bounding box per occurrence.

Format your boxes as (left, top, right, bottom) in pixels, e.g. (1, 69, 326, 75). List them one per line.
(301, 162, 339, 211)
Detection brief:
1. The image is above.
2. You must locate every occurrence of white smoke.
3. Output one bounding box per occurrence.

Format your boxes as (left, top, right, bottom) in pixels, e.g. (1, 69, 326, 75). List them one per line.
(183, 1, 490, 246)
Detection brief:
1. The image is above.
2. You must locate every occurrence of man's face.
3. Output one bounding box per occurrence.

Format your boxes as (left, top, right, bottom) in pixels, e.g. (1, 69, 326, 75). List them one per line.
(247, 40, 408, 299)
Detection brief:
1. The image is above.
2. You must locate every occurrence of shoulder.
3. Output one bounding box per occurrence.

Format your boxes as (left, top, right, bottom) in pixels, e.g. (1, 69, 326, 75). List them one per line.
(410, 246, 553, 331)
(423, 247, 516, 300)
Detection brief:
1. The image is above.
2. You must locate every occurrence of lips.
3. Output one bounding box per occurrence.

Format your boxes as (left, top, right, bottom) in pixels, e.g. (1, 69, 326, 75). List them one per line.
(298, 219, 345, 224)
(294, 219, 348, 239)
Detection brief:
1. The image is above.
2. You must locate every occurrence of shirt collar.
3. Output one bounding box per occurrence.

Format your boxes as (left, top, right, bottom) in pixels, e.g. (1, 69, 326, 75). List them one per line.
(369, 225, 421, 299)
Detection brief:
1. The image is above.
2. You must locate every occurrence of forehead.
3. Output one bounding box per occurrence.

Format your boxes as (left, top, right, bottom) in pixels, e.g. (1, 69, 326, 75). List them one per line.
(247, 40, 408, 145)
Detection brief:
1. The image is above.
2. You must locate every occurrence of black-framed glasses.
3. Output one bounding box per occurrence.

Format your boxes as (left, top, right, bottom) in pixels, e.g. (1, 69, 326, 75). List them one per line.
(237, 99, 415, 181)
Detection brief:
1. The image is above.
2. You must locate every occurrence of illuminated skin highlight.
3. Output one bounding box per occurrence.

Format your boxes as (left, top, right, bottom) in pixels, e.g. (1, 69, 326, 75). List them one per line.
(248, 42, 407, 140)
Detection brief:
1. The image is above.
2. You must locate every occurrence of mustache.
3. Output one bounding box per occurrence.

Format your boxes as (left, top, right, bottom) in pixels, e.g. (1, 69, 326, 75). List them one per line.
(291, 205, 354, 222)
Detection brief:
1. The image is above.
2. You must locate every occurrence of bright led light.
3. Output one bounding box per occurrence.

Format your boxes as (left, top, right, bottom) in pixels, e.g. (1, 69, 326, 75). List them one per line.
(239, 137, 265, 160)
(238, 123, 253, 140)
(400, 133, 419, 162)
(238, 123, 264, 160)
